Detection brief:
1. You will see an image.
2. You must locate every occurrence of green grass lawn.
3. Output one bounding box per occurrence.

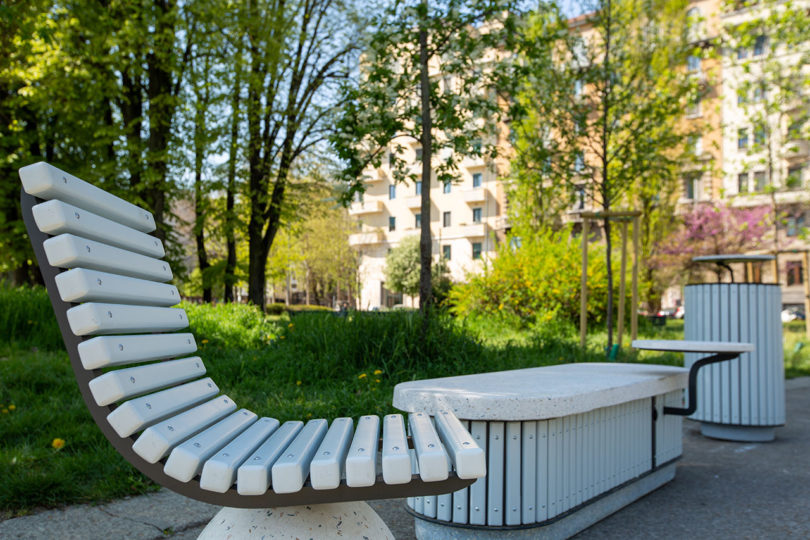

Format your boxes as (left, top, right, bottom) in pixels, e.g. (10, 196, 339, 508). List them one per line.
(2, 287, 809, 517)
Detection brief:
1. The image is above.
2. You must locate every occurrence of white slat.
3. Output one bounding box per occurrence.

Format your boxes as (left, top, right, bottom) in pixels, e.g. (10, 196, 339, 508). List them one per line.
(132, 395, 236, 464)
(164, 409, 257, 482)
(487, 421, 505, 526)
(310, 417, 354, 490)
(237, 421, 304, 495)
(505, 421, 521, 526)
(106, 377, 219, 437)
(19, 162, 156, 232)
(522, 421, 537, 524)
(381, 413, 412, 485)
(452, 420, 470, 524)
(434, 410, 485, 480)
(469, 421, 487, 525)
(271, 419, 329, 494)
(535, 419, 549, 523)
(78, 333, 197, 370)
(56, 268, 179, 306)
(200, 417, 280, 493)
(89, 356, 206, 406)
(409, 413, 449, 483)
(32, 199, 164, 258)
(43, 234, 172, 282)
(346, 414, 380, 488)
(66, 302, 188, 335)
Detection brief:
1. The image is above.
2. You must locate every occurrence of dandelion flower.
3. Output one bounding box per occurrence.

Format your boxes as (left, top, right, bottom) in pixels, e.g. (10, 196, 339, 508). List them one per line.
(375, 379, 381, 383)
(201, 339, 209, 344)
(51, 438, 65, 450)
(296, 380, 302, 386)
(8, 404, 15, 411)
(358, 373, 367, 379)
(373, 369, 382, 375)
(1, 409, 7, 414)
(288, 323, 294, 329)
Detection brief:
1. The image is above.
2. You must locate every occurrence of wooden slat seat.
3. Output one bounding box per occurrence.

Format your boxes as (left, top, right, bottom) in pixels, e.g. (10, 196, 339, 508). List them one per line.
(19, 161, 485, 508)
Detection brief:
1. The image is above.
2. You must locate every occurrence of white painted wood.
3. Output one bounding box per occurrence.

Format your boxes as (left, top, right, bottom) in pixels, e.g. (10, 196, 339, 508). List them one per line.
(452, 420, 470, 524)
(199, 417, 280, 493)
(423, 494, 437, 519)
(437, 491, 452, 521)
(740, 284, 751, 424)
(535, 419, 548, 523)
(433, 410, 485, 480)
(487, 421, 504, 526)
(521, 421, 536, 525)
(730, 284, 741, 424)
(106, 377, 219, 437)
(132, 395, 236, 464)
(32, 199, 164, 258)
(43, 234, 172, 282)
(88, 356, 206, 406)
(381, 414, 411, 485)
(236, 421, 303, 495)
(56, 269, 178, 306)
(410, 448, 424, 514)
(346, 415, 380, 487)
(711, 285, 722, 423)
(271, 419, 329, 494)
(164, 409, 257, 482)
(409, 413, 449, 483)
(78, 333, 197, 370)
(468, 421, 487, 525)
(394, 363, 688, 421)
(66, 302, 188, 336)
(505, 421, 521, 526)
(19, 162, 156, 232)
(309, 417, 353, 490)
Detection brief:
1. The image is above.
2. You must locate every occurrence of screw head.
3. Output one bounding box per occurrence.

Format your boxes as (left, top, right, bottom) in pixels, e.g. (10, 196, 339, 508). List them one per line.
(194, 442, 201, 448)
(118, 344, 124, 351)
(107, 311, 113, 318)
(129, 376, 135, 383)
(145, 403, 152, 409)
(97, 278, 102, 285)
(74, 212, 80, 219)
(86, 245, 91, 252)
(168, 426, 174, 431)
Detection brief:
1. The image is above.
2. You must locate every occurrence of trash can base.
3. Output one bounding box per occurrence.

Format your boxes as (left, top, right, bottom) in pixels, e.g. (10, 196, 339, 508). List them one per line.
(700, 422, 776, 442)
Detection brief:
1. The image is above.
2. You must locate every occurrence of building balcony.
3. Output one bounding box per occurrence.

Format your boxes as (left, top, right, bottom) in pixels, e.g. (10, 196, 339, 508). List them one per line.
(455, 223, 487, 238)
(349, 230, 384, 246)
(786, 139, 809, 161)
(460, 189, 486, 204)
(349, 200, 384, 216)
(405, 196, 422, 209)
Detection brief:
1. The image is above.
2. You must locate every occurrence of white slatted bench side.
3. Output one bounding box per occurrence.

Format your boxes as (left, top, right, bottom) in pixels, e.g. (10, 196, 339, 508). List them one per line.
(345, 414, 380, 488)
(382, 413, 412, 485)
(409, 412, 450, 482)
(271, 419, 330, 494)
(164, 409, 258, 482)
(78, 333, 197, 370)
(32, 199, 165, 258)
(310, 417, 354, 490)
(237, 421, 305, 495)
(435, 410, 486, 480)
(56, 268, 179, 306)
(88, 356, 207, 406)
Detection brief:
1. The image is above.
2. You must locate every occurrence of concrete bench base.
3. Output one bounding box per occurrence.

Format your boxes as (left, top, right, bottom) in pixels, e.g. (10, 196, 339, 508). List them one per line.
(197, 501, 394, 539)
(413, 463, 676, 540)
(700, 422, 776, 442)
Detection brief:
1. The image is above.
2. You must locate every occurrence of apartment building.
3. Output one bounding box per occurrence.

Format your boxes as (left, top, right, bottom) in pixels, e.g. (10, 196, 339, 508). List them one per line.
(348, 145, 508, 309)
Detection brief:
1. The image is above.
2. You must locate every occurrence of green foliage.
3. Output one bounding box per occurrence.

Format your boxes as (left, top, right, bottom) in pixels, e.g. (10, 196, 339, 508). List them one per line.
(449, 228, 614, 327)
(384, 235, 451, 299)
(0, 283, 61, 350)
(182, 301, 277, 350)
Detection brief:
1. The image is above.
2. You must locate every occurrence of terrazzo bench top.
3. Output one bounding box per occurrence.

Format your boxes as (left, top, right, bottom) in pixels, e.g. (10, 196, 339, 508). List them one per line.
(394, 363, 688, 421)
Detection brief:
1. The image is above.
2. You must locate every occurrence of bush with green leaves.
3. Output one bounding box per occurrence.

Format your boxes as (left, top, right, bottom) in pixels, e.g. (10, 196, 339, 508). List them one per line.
(449, 228, 615, 327)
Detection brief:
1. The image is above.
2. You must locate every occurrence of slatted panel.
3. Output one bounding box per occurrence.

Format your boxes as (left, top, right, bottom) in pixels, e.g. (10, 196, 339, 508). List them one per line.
(684, 283, 785, 427)
(56, 268, 179, 306)
(43, 234, 172, 282)
(409, 413, 448, 482)
(32, 199, 165, 258)
(452, 420, 470, 524)
(382, 414, 411, 485)
(346, 415, 380, 487)
(434, 410, 485, 480)
(310, 417, 353, 490)
(237, 421, 304, 495)
(67, 303, 188, 336)
(271, 419, 329, 494)
(468, 421, 487, 525)
(88, 356, 206, 406)
(20, 161, 156, 232)
(78, 333, 197, 370)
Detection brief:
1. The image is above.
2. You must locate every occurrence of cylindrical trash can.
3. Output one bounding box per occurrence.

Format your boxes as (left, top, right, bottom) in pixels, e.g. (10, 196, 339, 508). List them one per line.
(684, 255, 785, 442)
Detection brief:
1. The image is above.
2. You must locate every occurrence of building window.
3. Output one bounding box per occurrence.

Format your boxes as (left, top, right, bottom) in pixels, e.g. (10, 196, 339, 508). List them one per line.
(753, 35, 767, 56)
(686, 95, 701, 117)
(443, 180, 451, 194)
(754, 125, 766, 146)
(738, 172, 749, 194)
(574, 185, 586, 209)
(472, 139, 482, 153)
(687, 55, 701, 72)
(389, 216, 396, 231)
(353, 191, 364, 203)
(574, 79, 584, 96)
(788, 119, 804, 140)
(737, 46, 748, 60)
(415, 181, 422, 195)
(472, 172, 482, 188)
(737, 90, 747, 106)
(787, 165, 804, 190)
(415, 213, 421, 229)
(442, 245, 451, 260)
(415, 147, 423, 161)
(787, 261, 804, 286)
(389, 184, 396, 199)
(472, 207, 482, 223)
(443, 211, 451, 227)
(754, 170, 767, 191)
(388, 151, 396, 168)
(689, 134, 703, 156)
(574, 152, 585, 172)
(752, 85, 766, 102)
(786, 215, 805, 237)
(684, 175, 700, 200)
(737, 129, 749, 149)
(472, 242, 482, 260)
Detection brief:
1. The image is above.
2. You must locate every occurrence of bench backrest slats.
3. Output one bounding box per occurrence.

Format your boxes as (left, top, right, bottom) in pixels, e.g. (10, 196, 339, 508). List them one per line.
(346, 414, 381, 488)
(381, 413, 412, 485)
(164, 409, 259, 482)
(237, 421, 305, 496)
(409, 412, 450, 482)
(66, 303, 188, 336)
(309, 417, 354, 490)
(87, 356, 207, 406)
(33, 200, 165, 258)
(55, 268, 179, 306)
(107, 377, 220, 438)
(434, 409, 486, 480)
(78, 333, 197, 370)
(270, 418, 329, 494)
(44, 233, 173, 282)
(20, 162, 156, 232)
(133, 395, 237, 464)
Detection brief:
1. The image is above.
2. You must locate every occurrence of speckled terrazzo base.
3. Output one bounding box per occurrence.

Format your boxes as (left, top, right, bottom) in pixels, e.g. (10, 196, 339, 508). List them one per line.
(197, 501, 394, 539)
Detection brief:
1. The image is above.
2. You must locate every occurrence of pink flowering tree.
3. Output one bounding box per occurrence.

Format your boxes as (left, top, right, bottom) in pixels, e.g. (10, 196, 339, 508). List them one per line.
(654, 203, 771, 283)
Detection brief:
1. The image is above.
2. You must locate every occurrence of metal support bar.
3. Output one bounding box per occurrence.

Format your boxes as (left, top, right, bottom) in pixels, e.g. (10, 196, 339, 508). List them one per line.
(663, 352, 739, 416)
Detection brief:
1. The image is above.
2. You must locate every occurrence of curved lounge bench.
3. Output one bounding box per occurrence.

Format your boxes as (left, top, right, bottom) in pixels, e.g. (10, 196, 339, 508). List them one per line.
(19, 161, 485, 510)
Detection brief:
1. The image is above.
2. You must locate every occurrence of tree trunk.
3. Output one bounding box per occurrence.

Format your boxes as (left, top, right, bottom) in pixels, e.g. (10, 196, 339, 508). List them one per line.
(193, 59, 211, 303)
(223, 54, 241, 303)
(417, 2, 433, 314)
(604, 215, 614, 353)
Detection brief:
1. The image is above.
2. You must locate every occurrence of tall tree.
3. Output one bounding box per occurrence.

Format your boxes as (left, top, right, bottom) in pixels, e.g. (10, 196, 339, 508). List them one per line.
(509, 0, 697, 352)
(332, 0, 518, 314)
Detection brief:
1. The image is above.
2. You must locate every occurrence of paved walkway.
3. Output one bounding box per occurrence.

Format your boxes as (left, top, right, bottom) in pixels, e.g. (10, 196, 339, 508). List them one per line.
(2, 377, 808, 539)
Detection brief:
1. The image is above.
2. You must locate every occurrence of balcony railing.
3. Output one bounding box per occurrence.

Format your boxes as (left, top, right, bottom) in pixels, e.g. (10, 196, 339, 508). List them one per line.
(349, 200, 384, 216)
(460, 189, 486, 204)
(348, 230, 384, 246)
